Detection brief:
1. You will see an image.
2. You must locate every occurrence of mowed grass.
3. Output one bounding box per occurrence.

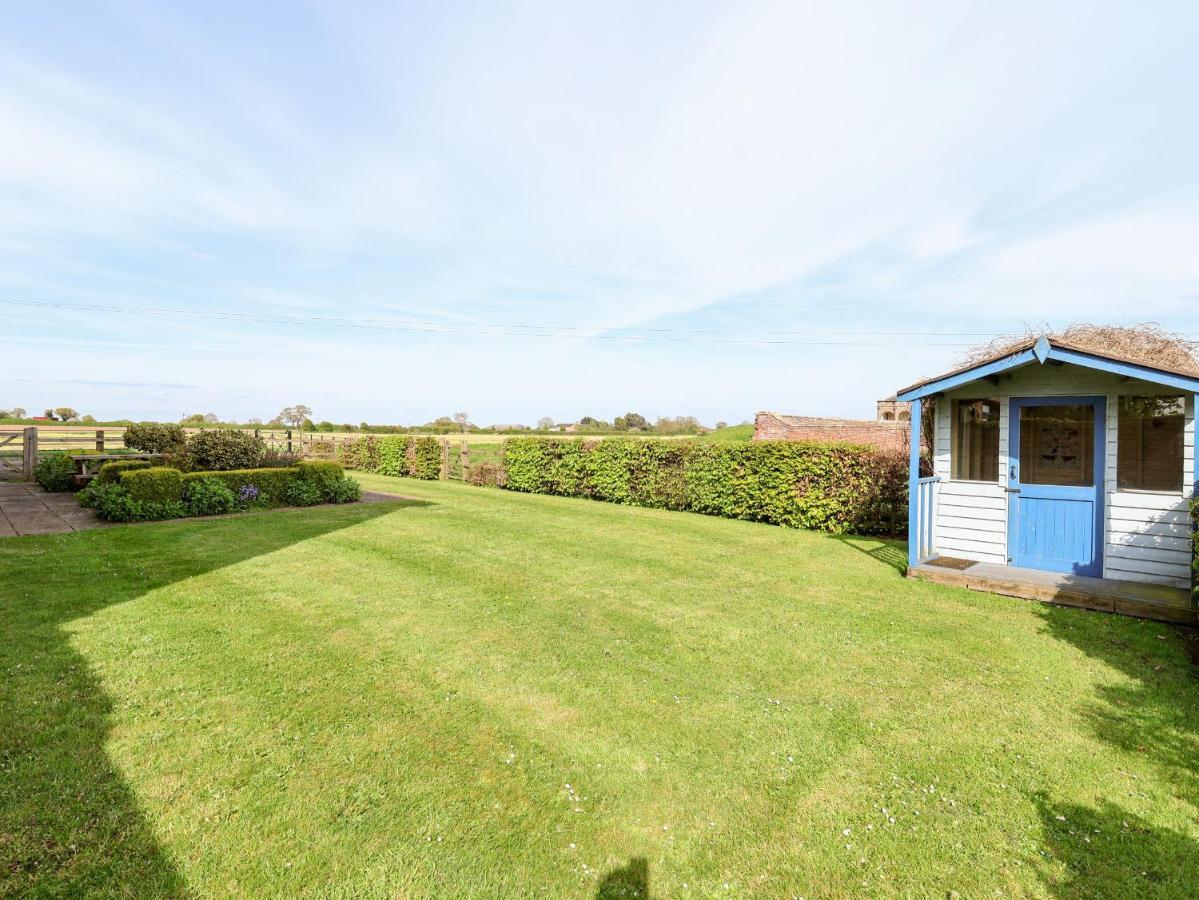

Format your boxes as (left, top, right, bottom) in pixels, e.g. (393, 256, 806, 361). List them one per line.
(2, 477, 1197, 897)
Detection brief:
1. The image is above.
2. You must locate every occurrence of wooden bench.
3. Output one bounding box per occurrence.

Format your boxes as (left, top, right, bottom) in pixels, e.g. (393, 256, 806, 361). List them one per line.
(70, 453, 165, 485)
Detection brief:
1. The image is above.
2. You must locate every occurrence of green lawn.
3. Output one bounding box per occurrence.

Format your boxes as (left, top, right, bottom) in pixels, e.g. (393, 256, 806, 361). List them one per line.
(695, 424, 754, 442)
(2, 476, 1197, 897)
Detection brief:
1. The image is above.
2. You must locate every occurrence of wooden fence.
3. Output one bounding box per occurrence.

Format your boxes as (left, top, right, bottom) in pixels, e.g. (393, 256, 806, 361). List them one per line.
(0, 425, 500, 484)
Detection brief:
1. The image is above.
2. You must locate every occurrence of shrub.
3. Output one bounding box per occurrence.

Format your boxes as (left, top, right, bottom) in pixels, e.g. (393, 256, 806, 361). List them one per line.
(34, 454, 75, 492)
(323, 477, 362, 503)
(186, 429, 265, 471)
(501, 438, 909, 536)
(124, 422, 186, 453)
(96, 459, 154, 484)
(283, 478, 323, 507)
(181, 467, 300, 505)
(81, 481, 186, 522)
(119, 467, 184, 504)
(184, 476, 238, 516)
(467, 462, 506, 488)
(295, 460, 344, 492)
(340, 435, 442, 480)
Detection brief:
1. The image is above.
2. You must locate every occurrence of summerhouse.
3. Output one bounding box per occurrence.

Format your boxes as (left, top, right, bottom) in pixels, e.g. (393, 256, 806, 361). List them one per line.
(898, 335, 1197, 623)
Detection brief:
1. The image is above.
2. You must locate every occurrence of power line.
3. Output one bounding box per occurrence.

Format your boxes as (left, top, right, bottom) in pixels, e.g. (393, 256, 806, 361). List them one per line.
(1, 297, 998, 347)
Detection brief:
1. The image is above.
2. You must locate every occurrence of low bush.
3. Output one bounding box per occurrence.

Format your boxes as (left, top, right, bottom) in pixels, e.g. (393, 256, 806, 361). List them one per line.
(296, 460, 345, 494)
(186, 430, 265, 471)
(34, 454, 75, 492)
(467, 462, 506, 488)
(501, 438, 908, 536)
(339, 435, 441, 480)
(82, 480, 187, 522)
(283, 478, 323, 507)
(120, 467, 184, 504)
(96, 459, 154, 484)
(323, 477, 362, 503)
(123, 422, 186, 454)
(184, 476, 238, 516)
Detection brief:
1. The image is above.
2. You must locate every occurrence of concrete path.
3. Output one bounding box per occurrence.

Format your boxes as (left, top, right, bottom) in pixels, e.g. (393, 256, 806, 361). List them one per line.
(0, 482, 109, 536)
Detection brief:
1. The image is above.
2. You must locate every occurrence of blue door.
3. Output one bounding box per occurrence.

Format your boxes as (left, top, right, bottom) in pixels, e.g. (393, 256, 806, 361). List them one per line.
(1008, 397, 1106, 577)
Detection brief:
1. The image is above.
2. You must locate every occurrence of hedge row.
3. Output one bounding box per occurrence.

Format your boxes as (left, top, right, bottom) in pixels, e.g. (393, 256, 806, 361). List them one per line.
(338, 435, 441, 480)
(501, 438, 908, 535)
(80, 460, 360, 522)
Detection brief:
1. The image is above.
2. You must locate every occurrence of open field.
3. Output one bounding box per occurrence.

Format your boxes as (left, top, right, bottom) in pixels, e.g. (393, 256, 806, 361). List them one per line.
(2, 476, 1197, 896)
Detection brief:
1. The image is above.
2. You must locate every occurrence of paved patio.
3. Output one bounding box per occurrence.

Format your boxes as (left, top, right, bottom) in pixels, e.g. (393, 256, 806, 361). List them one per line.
(0, 482, 110, 536)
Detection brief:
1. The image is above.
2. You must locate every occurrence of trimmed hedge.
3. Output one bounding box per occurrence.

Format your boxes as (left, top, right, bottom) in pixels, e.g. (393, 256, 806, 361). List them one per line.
(181, 467, 302, 504)
(97, 459, 155, 484)
(340, 435, 442, 480)
(501, 438, 908, 536)
(79, 462, 360, 522)
(120, 466, 184, 503)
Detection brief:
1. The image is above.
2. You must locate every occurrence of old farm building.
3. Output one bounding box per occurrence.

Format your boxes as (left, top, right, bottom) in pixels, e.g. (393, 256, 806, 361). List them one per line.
(899, 335, 1197, 624)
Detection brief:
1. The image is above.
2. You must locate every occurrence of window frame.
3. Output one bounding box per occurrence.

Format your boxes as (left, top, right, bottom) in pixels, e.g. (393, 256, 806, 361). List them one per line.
(1115, 394, 1187, 495)
(950, 397, 1002, 483)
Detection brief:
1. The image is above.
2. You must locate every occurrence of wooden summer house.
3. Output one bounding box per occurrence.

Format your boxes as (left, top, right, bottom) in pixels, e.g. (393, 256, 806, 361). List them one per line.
(898, 335, 1197, 624)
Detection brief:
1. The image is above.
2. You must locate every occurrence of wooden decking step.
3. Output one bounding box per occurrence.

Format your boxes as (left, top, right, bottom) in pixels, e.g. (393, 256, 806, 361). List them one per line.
(908, 558, 1196, 626)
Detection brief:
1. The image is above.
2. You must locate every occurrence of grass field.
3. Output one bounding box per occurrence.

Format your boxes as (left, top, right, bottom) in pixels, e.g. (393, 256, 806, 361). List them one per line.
(2, 476, 1197, 897)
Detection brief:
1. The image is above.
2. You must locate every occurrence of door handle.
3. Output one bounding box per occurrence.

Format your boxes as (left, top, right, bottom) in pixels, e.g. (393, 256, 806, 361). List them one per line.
(1009, 464, 1017, 480)
(1005, 487, 1021, 494)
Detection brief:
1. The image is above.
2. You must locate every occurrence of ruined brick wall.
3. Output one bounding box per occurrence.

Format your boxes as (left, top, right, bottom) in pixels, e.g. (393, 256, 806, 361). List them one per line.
(753, 412, 909, 452)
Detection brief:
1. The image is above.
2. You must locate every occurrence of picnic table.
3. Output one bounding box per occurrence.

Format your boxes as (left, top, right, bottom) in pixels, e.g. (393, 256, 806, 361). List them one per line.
(70, 453, 164, 484)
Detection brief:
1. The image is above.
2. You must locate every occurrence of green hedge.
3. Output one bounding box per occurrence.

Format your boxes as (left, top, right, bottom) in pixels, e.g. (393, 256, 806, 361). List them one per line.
(120, 467, 184, 503)
(181, 467, 301, 504)
(340, 435, 442, 480)
(501, 438, 908, 536)
(96, 459, 155, 484)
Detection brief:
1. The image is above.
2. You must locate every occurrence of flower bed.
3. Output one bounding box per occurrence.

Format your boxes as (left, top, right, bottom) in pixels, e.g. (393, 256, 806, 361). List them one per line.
(78, 459, 361, 522)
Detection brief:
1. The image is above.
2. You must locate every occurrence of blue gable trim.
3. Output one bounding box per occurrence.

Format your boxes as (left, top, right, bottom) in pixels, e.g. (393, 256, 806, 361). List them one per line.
(897, 344, 1199, 401)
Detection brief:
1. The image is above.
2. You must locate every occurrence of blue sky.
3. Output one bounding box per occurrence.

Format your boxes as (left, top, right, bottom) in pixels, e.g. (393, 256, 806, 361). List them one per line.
(4, 1, 1199, 425)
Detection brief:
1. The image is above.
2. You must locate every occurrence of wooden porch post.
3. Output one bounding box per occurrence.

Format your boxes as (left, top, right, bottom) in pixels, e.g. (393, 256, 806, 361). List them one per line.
(907, 396, 923, 569)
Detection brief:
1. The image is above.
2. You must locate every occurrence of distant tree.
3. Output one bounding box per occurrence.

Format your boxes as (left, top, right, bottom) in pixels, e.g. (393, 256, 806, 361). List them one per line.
(180, 413, 208, 425)
(276, 405, 313, 428)
(247, 417, 263, 425)
(301, 418, 315, 431)
(341, 423, 357, 433)
(715, 421, 728, 430)
(536, 416, 554, 431)
(202, 412, 219, 424)
(452, 411, 470, 431)
(81, 414, 97, 424)
(44, 408, 55, 420)
(54, 407, 80, 422)
(614, 412, 647, 431)
(5, 407, 26, 419)
(316, 421, 334, 432)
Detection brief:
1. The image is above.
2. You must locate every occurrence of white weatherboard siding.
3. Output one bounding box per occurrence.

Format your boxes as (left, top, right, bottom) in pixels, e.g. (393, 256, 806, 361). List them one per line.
(929, 362, 1195, 587)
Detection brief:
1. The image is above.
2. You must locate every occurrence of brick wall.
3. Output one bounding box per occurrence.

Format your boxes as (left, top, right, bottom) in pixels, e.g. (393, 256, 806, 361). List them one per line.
(753, 411, 910, 452)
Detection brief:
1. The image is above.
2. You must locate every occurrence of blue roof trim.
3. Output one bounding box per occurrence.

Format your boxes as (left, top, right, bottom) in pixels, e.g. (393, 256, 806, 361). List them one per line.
(1033, 334, 1051, 363)
(896, 348, 1038, 401)
(897, 344, 1199, 401)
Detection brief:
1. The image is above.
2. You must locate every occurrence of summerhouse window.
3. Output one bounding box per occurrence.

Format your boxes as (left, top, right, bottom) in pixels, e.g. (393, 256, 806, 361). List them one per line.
(952, 399, 1000, 481)
(1117, 396, 1185, 492)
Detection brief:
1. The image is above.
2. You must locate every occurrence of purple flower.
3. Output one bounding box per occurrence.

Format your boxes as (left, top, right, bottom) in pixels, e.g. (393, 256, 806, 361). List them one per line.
(238, 484, 260, 502)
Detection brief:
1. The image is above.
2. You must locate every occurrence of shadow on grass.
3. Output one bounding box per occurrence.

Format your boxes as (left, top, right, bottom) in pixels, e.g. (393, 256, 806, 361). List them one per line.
(596, 856, 651, 899)
(832, 535, 907, 574)
(1032, 791, 1199, 897)
(0, 501, 415, 895)
(1032, 606, 1199, 893)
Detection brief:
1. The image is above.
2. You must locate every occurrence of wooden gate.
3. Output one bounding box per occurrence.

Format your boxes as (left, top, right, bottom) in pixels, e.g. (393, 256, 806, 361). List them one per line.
(0, 428, 37, 479)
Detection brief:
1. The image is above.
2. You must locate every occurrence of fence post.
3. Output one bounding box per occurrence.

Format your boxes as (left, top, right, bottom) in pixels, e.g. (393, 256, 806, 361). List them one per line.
(287, 430, 293, 453)
(95, 429, 104, 452)
(22, 426, 37, 479)
(440, 439, 449, 480)
(461, 441, 470, 482)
